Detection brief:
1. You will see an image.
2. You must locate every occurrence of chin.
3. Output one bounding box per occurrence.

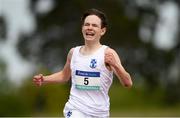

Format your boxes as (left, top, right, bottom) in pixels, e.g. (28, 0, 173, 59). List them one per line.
(86, 39, 96, 42)
(85, 38, 95, 41)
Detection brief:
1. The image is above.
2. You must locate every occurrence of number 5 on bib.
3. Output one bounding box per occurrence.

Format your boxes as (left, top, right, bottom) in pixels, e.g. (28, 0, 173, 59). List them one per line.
(75, 70, 101, 90)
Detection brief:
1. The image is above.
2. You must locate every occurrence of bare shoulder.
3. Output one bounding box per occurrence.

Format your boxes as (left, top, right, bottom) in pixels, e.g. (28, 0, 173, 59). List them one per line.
(105, 47, 118, 55)
(105, 47, 121, 62)
(67, 48, 75, 61)
(69, 48, 75, 55)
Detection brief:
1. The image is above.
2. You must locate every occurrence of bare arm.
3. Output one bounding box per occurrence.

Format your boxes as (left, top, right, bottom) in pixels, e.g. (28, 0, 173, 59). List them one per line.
(105, 48, 132, 88)
(33, 48, 74, 86)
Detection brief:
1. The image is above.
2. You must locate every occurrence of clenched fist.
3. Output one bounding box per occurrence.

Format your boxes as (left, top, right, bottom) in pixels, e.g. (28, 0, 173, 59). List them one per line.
(33, 74, 44, 86)
(105, 51, 118, 68)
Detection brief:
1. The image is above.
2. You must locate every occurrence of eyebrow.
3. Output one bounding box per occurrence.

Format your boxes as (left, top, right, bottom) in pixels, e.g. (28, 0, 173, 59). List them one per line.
(83, 22, 100, 27)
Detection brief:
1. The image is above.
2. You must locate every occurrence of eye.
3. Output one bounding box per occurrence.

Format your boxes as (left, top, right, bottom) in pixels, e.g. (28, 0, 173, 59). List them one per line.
(84, 23, 90, 26)
(92, 24, 98, 27)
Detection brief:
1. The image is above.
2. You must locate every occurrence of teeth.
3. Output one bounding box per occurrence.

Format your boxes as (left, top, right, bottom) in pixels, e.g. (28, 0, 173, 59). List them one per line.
(86, 32, 94, 36)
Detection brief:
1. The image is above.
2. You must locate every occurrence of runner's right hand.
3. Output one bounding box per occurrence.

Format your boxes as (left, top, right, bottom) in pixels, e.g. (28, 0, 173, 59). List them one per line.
(33, 74, 44, 86)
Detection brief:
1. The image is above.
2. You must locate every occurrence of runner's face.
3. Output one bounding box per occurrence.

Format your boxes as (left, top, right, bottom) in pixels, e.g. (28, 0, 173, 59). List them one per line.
(82, 15, 106, 42)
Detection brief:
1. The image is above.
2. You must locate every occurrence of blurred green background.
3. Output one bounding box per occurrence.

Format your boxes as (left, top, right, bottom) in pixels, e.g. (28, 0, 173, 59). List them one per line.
(0, 0, 180, 117)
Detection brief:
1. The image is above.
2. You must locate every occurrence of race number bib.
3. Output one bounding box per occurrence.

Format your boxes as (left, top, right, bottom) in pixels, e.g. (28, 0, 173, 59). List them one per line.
(75, 70, 100, 90)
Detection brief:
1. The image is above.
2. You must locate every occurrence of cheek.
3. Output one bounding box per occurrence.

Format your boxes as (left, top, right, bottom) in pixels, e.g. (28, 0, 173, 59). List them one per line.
(82, 27, 85, 34)
(98, 31, 103, 36)
(82, 26, 85, 31)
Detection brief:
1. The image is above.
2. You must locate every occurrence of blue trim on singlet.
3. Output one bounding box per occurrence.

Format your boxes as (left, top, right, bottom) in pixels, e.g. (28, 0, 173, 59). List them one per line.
(75, 70, 100, 77)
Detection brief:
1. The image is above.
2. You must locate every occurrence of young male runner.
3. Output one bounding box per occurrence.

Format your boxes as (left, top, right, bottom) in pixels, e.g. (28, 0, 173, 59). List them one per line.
(33, 8, 132, 118)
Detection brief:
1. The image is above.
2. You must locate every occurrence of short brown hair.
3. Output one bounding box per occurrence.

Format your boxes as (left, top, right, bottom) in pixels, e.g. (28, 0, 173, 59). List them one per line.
(81, 8, 108, 28)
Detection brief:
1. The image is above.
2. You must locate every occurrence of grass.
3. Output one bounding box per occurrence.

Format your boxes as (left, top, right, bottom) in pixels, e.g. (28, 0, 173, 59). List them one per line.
(109, 83, 180, 117)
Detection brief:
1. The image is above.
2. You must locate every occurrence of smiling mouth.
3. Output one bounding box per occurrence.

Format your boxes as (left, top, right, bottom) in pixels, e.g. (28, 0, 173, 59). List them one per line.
(86, 32, 95, 37)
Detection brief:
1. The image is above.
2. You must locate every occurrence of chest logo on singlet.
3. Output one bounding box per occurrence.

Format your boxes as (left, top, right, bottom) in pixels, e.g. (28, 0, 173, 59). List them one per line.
(90, 59, 97, 68)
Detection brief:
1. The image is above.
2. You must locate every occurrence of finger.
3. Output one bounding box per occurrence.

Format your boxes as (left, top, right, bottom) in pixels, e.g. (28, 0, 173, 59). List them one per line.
(34, 74, 43, 79)
(33, 78, 37, 82)
(33, 75, 39, 79)
(36, 74, 43, 86)
(33, 77, 41, 86)
(39, 81, 42, 86)
(37, 74, 42, 79)
(34, 81, 41, 86)
(33, 77, 41, 82)
(38, 74, 43, 77)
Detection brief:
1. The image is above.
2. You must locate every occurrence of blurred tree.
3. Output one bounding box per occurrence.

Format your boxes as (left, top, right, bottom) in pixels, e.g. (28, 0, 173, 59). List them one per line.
(0, 16, 7, 40)
(17, 75, 70, 116)
(0, 59, 28, 116)
(121, 0, 180, 102)
(0, 59, 10, 103)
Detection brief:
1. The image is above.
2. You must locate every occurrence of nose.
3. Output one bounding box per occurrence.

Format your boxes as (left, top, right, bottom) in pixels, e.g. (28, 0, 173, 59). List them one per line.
(87, 25, 93, 30)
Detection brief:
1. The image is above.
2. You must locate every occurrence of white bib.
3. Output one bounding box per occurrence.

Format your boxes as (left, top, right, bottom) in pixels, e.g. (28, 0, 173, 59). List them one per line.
(75, 70, 100, 90)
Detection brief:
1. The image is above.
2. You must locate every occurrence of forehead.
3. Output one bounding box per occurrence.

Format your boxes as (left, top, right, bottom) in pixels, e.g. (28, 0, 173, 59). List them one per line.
(84, 15, 101, 25)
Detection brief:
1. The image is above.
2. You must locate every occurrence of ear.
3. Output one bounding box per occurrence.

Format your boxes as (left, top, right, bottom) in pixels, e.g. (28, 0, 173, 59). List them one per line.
(100, 27, 106, 36)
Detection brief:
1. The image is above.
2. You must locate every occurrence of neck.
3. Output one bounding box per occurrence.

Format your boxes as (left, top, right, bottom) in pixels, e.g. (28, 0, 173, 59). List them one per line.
(85, 41, 101, 49)
(81, 41, 102, 55)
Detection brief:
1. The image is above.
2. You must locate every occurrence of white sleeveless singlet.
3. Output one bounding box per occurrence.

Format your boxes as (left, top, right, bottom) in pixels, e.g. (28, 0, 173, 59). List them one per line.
(67, 45, 113, 117)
